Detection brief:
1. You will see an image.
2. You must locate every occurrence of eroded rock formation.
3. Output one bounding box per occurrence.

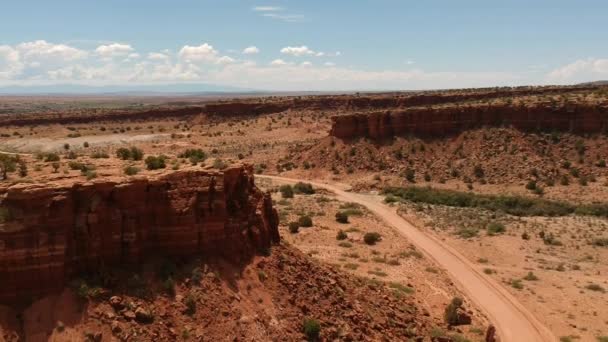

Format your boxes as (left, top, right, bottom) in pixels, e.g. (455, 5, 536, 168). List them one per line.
(0, 166, 279, 304)
(330, 102, 608, 140)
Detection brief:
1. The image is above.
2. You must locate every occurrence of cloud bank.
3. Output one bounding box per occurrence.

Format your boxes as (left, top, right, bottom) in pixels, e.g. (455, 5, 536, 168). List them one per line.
(0, 40, 604, 91)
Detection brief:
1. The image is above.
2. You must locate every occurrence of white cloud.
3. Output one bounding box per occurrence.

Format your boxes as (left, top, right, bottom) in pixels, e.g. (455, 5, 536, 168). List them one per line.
(242, 46, 260, 55)
(178, 43, 236, 65)
(17, 40, 87, 61)
(148, 52, 170, 61)
(253, 6, 304, 22)
(95, 43, 134, 58)
(404, 60, 415, 65)
(0, 39, 533, 91)
(270, 59, 289, 66)
(252, 6, 282, 12)
(0, 45, 23, 79)
(546, 58, 608, 84)
(261, 13, 305, 22)
(281, 45, 316, 57)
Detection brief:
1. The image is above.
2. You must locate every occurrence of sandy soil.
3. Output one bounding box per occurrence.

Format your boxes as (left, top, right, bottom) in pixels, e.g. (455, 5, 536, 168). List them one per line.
(258, 174, 556, 342)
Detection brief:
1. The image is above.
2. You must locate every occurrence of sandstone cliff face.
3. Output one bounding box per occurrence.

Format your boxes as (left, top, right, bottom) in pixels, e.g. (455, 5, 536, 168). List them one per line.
(0, 166, 279, 304)
(330, 103, 608, 140)
(0, 86, 595, 127)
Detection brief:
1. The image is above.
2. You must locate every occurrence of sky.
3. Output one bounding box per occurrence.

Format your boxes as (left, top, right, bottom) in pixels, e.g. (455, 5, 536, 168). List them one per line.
(0, 0, 607, 91)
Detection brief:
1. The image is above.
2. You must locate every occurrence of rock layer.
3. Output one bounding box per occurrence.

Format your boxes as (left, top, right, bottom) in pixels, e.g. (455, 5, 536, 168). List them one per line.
(0, 166, 279, 304)
(330, 103, 608, 140)
(0, 85, 596, 126)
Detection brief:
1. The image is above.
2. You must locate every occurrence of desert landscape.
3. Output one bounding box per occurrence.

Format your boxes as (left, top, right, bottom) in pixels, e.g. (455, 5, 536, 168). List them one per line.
(1, 84, 607, 341)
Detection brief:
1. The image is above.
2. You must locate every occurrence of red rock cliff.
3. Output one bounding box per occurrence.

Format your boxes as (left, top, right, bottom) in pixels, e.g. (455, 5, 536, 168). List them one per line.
(330, 102, 608, 140)
(0, 166, 279, 304)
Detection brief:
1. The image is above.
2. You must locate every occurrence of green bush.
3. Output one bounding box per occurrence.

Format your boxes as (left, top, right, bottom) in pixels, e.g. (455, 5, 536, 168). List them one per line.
(145, 155, 167, 170)
(44, 153, 60, 162)
(288, 222, 300, 234)
(124, 166, 140, 176)
(335, 212, 349, 224)
(280, 185, 294, 198)
(302, 318, 321, 341)
(179, 149, 207, 165)
(298, 215, 313, 227)
(293, 182, 315, 194)
(444, 297, 463, 325)
(363, 232, 381, 245)
(486, 222, 506, 235)
(117, 147, 144, 161)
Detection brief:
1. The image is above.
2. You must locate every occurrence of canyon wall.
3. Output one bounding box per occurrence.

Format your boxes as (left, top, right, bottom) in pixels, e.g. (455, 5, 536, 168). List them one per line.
(0, 166, 279, 304)
(0, 86, 598, 127)
(330, 103, 608, 140)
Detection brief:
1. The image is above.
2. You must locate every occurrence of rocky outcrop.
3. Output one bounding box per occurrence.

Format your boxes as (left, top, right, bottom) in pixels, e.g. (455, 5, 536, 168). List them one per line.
(330, 102, 608, 140)
(0, 166, 279, 304)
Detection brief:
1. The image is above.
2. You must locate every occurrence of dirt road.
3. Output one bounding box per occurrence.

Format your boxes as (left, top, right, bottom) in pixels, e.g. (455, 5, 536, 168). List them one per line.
(257, 174, 556, 342)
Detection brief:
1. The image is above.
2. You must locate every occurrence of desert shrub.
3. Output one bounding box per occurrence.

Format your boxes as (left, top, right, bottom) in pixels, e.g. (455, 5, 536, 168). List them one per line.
(335, 212, 349, 224)
(44, 153, 60, 162)
(280, 185, 294, 198)
(486, 222, 506, 235)
(68, 161, 85, 170)
(83, 142, 89, 148)
(91, 151, 110, 159)
(444, 297, 463, 325)
(213, 158, 227, 169)
(302, 318, 321, 341)
(336, 230, 347, 240)
(84, 170, 97, 180)
(288, 222, 300, 234)
(585, 283, 605, 293)
(117, 147, 144, 161)
(18, 161, 27, 177)
(298, 215, 313, 227)
(560, 175, 570, 185)
(293, 182, 315, 194)
(510, 279, 524, 289)
(591, 238, 608, 247)
(145, 155, 167, 170)
(457, 227, 478, 238)
(124, 166, 140, 176)
(65, 151, 77, 159)
(521, 232, 530, 240)
(162, 277, 175, 295)
(424, 172, 431, 181)
(184, 293, 197, 315)
(473, 164, 484, 178)
(405, 168, 415, 182)
(523, 272, 539, 281)
(525, 180, 537, 190)
(179, 149, 207, 165)
(363, 232, 381, 245)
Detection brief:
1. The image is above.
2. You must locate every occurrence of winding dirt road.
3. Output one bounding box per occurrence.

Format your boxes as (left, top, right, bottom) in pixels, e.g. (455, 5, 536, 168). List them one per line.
(257, 174, 556, 342)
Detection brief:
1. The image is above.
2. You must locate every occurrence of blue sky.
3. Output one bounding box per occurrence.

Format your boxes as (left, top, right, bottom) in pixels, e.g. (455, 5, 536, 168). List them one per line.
(0, 0, 607, 91)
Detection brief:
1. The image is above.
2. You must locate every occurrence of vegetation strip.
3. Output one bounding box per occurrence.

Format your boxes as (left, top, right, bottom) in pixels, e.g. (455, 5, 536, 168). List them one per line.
(383, 186, 608, 218)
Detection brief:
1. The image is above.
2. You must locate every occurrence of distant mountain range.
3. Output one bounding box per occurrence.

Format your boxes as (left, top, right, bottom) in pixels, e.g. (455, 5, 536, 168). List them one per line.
(0, 83, 259, 95)
(577, 80, 608, 86)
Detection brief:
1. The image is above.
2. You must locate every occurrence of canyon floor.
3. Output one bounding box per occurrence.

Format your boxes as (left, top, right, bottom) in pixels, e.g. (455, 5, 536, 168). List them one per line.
(2, 86, 608, 341)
